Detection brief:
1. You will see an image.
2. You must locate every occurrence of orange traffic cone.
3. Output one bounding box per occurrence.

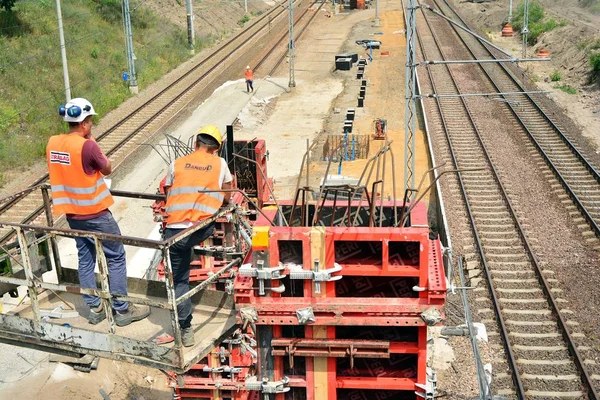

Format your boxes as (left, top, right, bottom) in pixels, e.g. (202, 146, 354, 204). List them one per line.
(501, 23, 514, 37)
(537, 49, 550, 58)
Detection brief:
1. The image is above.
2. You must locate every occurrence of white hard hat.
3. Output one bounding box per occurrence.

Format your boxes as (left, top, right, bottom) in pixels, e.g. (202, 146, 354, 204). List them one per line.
(246, 65, 250, 69)
(60, 98, 97, 123)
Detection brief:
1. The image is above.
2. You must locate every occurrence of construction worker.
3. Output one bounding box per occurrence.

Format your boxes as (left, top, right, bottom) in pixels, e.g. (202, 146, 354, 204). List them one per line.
(245, 65, 254, 93)
(47, 98, 151, 326)
(162, 125, 233, 347)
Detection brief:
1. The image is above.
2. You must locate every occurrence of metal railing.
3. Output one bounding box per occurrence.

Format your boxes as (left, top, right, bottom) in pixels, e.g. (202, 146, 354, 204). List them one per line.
(0, 186, 240, 373)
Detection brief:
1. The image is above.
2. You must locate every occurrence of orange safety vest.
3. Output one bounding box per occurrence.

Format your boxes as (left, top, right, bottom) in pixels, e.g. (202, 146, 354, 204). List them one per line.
(165, 151, 223, 224)
(47, 134, 114, 216)
(245, 69, 254, 81)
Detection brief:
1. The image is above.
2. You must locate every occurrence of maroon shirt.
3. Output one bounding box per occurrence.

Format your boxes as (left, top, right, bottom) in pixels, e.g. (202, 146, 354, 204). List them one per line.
(67, 139, 110, 221)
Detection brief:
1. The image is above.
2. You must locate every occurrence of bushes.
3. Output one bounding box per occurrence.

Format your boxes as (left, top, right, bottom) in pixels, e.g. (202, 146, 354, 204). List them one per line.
(550, 70, 561, 82)
(512, 1, 563, 45)
(554, 84, 577, 94)
(580, 0, 600, 14)
(237, 15, 250, 27)
(590, 52, 600, 74)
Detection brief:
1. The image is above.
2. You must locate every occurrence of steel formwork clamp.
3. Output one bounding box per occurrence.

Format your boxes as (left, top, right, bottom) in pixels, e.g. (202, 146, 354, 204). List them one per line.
(415, 367, 437, 399)
(245, 376, 291, 395)
(287, 261, 343, 294)
(202, 366, 243, 376)
(239, 261, 286, 296)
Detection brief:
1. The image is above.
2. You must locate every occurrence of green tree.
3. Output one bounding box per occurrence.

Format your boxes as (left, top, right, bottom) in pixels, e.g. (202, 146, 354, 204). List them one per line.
(0, 0, 17, 12)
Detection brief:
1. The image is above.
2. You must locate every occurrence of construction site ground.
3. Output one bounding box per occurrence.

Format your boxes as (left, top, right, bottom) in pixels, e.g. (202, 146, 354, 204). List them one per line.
(0, 2, 458, 399)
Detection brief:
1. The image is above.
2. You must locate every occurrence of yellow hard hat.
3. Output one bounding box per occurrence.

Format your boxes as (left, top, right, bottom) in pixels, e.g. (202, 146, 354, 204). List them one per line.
(197, 125, 222, 147)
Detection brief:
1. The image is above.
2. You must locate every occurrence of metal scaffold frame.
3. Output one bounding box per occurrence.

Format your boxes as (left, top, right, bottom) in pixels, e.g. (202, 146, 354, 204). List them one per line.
(0, 186, 241, 373)
(404, 0, 418, 199)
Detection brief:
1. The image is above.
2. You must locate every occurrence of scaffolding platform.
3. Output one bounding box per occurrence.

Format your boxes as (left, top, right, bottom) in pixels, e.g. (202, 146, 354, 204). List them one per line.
(0, 187, 242, 373)
(1, 287, 236, 373)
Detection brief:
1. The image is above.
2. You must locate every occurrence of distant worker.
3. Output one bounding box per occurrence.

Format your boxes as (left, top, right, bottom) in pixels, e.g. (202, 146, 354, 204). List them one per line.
(245, 65, 254, 93)
(163, 125, 233, 347)
(47, 98, 151, 326)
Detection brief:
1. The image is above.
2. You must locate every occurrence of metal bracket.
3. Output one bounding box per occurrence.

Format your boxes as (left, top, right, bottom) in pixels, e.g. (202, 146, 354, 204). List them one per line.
(202, 366, 242, 375)
(239, 261, 286, 296)
(245, 376, 290, 394)
(296, 307, 315, 325)
(287, 261, 342, 294)
(415, 367, 437, 399)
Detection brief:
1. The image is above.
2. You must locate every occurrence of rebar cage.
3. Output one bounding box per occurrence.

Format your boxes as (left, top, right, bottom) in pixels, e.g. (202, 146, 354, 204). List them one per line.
(0, 186, 241, 373)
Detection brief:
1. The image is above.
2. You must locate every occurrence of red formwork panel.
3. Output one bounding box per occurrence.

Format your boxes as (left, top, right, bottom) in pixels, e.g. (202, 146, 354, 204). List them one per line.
(174, 332, 256, 399)
(233, 201, 445, 400)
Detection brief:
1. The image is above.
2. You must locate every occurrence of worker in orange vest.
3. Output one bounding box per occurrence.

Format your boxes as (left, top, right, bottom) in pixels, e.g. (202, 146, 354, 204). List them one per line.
(245, 65, 254, 93)
(47, 98, 150, 326)
(162, 125, 233, 346)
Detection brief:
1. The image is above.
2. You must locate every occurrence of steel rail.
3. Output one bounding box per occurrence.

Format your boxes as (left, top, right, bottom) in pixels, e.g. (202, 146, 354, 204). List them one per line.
(416, 8, 524, 397)
(420, 1, 598, 397)
(436, 0, 600, 238)
(260, 0, 325, 76)
(0, 0, 309, 244)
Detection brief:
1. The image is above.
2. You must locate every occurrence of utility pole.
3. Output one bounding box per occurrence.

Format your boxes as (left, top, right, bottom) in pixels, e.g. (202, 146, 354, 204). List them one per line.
(245, 0, 248, 14)
(123, 0, 139, 94)
(288, 0, 296, 88)
(508, 0, 513, 23)
(56, 0, 71, 102)
(521, 0, 529, 58)
(404, 0, 417, 198)
(186, 0, 195, 54)
(374, 0, 380, 26)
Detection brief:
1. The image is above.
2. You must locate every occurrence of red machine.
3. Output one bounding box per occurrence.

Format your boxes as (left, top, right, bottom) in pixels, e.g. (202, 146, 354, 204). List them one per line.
(158, 133, 445, 400)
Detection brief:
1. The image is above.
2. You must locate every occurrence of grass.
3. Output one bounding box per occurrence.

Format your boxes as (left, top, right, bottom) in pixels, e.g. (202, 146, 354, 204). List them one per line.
(580, 0, 600, 14)
(554, 84, 578, 94)
(511, 1, 563, 45)
(0, 0, 223, 187)
(575, 39, 600, 80)
(238, 15, 250, 27)
(591, 52, 600, 74)
(550, 70, 562, 81)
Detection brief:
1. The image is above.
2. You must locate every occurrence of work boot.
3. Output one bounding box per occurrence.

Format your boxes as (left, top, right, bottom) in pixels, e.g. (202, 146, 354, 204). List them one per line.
(181, 327, 195, 347)
(115, 304, 151, 327)
(88, 303, 106, 325)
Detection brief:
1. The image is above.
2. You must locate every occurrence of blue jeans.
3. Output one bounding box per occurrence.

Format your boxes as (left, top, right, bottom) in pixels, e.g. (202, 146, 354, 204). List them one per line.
(67, 212, 128, 312)
(246, 79, 253, 92)
(164, 222, 215, 329)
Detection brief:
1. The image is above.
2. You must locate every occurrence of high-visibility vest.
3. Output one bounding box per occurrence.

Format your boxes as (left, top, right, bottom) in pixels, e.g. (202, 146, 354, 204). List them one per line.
(47, 134, 114, 216)
(245, 69, 254, 81)
(166, 151, 223, 224)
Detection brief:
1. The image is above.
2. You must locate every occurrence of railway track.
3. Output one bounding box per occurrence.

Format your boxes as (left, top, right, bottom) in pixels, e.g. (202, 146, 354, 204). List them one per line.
(0, 0, 321, 244)
(437, 0, 600, 240)
(417, 0, 599, 398)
